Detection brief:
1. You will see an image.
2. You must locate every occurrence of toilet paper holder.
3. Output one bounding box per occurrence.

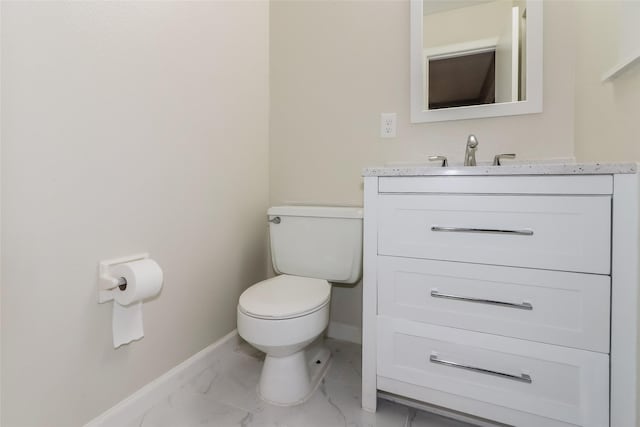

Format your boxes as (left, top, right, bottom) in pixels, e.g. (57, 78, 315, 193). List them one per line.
(98, 253, 149, 303)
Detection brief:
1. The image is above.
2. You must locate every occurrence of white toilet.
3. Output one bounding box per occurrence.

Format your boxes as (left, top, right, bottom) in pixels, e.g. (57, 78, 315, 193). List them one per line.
(237, 205, 363, 406)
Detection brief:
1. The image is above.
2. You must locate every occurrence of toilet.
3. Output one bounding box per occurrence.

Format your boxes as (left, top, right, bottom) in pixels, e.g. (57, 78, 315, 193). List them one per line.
(237, 205, 363, 406)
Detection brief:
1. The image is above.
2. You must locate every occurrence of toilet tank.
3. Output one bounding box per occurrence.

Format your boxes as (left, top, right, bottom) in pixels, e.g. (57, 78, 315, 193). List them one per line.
(268, 206, 363, 284)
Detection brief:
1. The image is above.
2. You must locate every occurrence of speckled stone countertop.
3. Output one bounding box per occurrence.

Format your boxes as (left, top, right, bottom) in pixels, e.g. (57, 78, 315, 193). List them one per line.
(362, 162, 638, 177)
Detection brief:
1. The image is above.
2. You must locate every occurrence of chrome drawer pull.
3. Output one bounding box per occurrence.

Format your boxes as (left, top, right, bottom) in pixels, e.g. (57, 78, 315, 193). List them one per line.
(431, 226, 534, 236)
(430, 290, 533, 310)
(429, 354, 532, 384)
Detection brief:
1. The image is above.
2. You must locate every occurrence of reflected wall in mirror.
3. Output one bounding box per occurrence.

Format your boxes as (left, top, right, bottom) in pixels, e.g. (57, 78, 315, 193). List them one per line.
(410, 0, 542, 123)
(424, 1, 527, 109)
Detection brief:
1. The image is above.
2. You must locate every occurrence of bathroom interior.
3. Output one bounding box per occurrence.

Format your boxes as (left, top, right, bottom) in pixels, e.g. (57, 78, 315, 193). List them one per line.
(1, 0, 640, 426)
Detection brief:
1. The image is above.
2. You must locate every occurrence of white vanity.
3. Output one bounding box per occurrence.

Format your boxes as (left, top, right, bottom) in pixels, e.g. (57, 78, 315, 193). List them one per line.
(362, 163, 640, 427)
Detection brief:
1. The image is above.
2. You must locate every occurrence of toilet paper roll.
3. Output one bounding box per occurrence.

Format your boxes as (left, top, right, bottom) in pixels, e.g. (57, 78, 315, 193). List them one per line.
(110, 259, 163, 348)
(111, 259, 163, 306)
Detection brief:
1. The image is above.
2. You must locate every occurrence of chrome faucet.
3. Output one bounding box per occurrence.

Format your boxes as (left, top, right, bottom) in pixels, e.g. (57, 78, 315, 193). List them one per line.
(464, 135, 479, 166)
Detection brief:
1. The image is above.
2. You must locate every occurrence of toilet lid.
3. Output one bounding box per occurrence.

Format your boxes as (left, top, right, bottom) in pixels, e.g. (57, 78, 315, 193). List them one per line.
(238, 275, 331, 320)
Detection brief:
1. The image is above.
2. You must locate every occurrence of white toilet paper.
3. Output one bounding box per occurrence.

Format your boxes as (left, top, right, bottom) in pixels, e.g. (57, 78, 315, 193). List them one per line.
(110, 259, 163, 348)
(112, 302, 144, 349)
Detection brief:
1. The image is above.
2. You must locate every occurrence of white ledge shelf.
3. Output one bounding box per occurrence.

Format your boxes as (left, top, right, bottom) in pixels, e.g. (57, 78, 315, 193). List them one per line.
(602, 51, 640, 82)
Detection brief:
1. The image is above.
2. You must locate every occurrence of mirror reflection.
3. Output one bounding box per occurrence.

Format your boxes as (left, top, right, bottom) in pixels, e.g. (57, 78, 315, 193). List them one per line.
(423, 0, 528, 110)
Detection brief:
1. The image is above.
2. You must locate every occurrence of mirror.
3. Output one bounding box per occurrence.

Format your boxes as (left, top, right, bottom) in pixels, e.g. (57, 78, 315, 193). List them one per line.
(410, 0, 542, 123)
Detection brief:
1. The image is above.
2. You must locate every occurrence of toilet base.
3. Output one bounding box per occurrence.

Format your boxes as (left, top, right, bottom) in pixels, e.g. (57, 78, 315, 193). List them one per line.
(258, 345, 332, 406)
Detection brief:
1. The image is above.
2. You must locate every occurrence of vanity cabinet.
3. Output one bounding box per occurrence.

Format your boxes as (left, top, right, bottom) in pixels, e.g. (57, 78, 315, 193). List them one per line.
(362, 167, 640, 427)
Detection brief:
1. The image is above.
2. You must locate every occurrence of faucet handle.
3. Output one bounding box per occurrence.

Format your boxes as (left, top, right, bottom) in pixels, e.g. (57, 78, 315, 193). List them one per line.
(493, 153, 516, 166)
(429, 155, 448, 167)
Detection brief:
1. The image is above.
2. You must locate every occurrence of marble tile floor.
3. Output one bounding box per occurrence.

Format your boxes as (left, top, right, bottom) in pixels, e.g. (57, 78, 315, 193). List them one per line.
(125, 338, 480, 427)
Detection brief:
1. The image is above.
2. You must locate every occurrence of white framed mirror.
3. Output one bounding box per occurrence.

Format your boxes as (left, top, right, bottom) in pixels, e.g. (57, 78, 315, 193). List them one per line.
(410, 0, 543, 123)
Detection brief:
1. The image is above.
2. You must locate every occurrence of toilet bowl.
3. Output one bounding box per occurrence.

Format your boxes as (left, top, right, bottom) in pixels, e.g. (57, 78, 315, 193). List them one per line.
(237, 205, 363, 406)
(237, 274, 331, 405)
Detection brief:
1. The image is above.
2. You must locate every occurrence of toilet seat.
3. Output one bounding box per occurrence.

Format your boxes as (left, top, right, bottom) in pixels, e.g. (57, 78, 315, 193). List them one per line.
(238, 274, 330, 320)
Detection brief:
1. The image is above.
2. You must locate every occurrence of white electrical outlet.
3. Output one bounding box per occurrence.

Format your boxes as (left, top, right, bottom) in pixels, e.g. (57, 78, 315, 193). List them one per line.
(380, 113, 397, 138)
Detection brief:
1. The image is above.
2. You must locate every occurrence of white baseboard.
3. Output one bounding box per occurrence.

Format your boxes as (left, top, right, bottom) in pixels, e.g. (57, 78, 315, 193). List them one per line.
(327, 321, 362, 344)
(84, 329, 239, 427)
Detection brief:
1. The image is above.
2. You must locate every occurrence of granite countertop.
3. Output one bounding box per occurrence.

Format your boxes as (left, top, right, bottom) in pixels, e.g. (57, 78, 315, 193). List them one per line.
(362, 162, 638, 177)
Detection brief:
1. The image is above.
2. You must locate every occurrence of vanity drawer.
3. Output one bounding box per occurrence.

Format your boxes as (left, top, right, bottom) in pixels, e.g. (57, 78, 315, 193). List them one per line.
(378, 257, 611, 353)
(377, 194, 611, 274)
(377, 317, 609, 427)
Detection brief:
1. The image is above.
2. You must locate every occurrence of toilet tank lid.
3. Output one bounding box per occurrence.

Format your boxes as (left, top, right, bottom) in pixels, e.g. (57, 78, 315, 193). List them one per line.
(268, 205, 363, 219)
